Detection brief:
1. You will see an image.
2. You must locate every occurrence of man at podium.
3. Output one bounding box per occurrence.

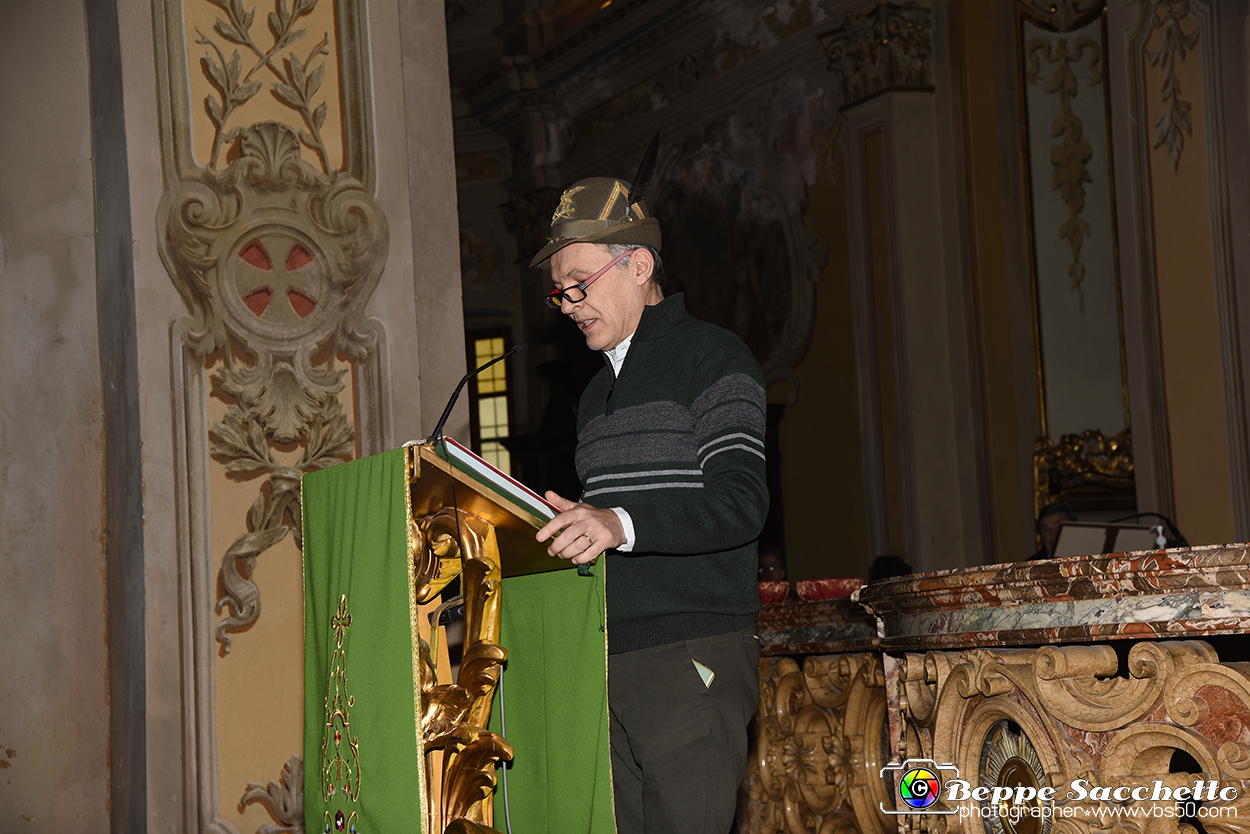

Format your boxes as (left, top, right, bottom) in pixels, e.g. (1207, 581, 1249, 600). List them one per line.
(532, 160, 769, 833)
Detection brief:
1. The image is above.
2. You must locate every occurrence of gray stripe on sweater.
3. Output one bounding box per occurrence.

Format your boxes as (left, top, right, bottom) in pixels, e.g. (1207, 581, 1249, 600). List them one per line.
(691, 373, 765, 418)
(579, 401, 692, 444)
(577, 432, 698, 475)
(577, 374, 764, 480)
(698, 432, 764, 454)
(701, 444, 767, 465)
(583, 481, 704, 499)
(586, 468, 703, 483)
(696, 401, 767, 439)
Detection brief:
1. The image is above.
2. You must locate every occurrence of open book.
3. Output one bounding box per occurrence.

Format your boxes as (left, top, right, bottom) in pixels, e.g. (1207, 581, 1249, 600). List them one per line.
(405, 436, 564, 577)
(428, 436, 558, 523)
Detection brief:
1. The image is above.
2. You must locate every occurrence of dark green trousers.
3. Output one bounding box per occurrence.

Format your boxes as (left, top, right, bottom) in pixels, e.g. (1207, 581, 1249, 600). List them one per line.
(607, 629, 760, 834)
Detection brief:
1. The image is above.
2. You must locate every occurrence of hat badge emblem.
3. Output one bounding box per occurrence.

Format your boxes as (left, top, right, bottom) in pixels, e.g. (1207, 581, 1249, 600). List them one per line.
(551, 186, 585, 223)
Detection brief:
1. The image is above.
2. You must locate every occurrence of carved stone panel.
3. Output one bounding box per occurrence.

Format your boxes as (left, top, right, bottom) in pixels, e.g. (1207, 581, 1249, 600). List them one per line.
(744, 653, 891, 834)
(898, 641, 1250, 834)
(154, 1, 387, 831)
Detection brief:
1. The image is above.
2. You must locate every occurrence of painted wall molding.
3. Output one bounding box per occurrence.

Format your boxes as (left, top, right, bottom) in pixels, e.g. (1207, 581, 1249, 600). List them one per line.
(153, 0, 387, 829)
(1105, 0, 1176, 521)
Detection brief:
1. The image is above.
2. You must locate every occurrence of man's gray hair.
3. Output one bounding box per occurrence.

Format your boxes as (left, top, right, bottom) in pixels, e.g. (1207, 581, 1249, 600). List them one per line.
(606, 243, 665, 290)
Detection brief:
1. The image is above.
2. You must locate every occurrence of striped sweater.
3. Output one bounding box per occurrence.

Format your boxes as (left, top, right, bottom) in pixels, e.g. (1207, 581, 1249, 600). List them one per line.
(575, 293, 768, 654)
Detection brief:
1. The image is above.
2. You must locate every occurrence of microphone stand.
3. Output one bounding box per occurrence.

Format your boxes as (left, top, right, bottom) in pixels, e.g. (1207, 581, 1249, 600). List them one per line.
(426, 341, 527, 444)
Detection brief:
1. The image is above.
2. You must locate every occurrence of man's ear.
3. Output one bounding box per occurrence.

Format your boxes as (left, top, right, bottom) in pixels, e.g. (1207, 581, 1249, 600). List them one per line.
(631, 248, 654, 286)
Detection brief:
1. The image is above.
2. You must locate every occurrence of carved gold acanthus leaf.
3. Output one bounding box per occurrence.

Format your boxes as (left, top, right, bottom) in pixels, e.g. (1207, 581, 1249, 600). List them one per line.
(409, 511, 466, 604)
(442, 731, 515, 825)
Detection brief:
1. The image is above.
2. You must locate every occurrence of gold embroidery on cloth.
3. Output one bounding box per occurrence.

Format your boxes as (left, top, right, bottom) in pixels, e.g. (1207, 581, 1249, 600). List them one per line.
(551, 186, 586, 222)
(323, 809, 358, 834)
(322, 594, 362, 807)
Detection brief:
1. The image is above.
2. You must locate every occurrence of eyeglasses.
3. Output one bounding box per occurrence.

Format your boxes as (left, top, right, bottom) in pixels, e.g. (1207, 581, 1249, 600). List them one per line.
(543, 249, 637, 311)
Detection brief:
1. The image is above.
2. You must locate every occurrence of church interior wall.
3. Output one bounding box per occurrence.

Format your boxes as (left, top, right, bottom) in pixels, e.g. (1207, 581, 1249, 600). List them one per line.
(449, 0, 1006, 576)
(1, 1, 111, 828)
(7, 0, 1250, 829)
(1140, 15, 1235, 546)
(958, 0, 1039, 562)
(776, 142, 874, 581)
(5, 0, 468, 828)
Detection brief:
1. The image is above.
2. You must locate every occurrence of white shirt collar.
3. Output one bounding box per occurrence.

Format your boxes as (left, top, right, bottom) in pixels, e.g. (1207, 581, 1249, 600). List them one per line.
(604, 331, 634, 375)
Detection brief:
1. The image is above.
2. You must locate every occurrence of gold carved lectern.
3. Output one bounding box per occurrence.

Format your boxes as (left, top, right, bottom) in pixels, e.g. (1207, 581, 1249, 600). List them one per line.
(405, 439, 568, 834)
(304, 441, 612, 834)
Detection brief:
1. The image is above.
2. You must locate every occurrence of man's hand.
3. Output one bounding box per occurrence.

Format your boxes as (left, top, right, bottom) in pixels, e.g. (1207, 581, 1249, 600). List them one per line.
(535, 491, 626, 565)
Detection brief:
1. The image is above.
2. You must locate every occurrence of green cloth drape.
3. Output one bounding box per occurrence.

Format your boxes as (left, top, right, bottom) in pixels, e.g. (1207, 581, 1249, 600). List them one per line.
(304, 450, 426, 834)
(303, 446, 615, 833)
(489, 565, 616, 833)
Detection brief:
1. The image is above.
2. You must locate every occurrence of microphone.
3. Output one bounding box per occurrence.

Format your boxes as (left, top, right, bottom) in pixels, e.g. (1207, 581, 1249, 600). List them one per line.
(426, 341, 528, 443)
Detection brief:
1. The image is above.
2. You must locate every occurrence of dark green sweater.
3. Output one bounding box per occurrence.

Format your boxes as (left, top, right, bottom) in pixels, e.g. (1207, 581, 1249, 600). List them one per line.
(575, 293, 768, 653)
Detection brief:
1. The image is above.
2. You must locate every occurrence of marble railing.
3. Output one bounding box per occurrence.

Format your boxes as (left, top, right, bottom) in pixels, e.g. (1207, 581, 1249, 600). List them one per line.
(744, 544, 1250, 834)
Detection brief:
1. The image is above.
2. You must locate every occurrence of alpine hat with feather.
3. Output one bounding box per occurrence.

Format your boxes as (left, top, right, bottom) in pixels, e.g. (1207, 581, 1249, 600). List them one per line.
(530, 134, 661, 267)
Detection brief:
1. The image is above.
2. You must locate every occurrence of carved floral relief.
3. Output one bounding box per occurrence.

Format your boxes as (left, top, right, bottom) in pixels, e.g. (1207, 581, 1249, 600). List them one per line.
(1025, 32, 1101, 309)
(1016, 4, 1128, 443)
(163, 118, 385, 653)
(1134, 0, 1199, 171)
(898, 641, 1250, 834)
(185, 0, 344, 173)
(157, 1, 386, 832)
(745, 654, 891, 834)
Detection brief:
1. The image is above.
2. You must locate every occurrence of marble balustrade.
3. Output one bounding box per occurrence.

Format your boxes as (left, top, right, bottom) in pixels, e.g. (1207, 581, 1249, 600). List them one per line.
(743, 544, 1250, 834)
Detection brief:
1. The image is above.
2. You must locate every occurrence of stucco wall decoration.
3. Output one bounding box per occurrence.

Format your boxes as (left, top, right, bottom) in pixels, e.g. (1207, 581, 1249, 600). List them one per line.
(816, 0, 933, 111)
(1015, 1, 1132, 526)
(1025, 29, 1101, 309)
(153, 0, 386, 830)
(1139, 0, 1198, 171)
(166, 118, 385, 651)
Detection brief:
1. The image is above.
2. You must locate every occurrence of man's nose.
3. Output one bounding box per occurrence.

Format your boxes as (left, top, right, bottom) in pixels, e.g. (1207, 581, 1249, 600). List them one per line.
(559, 295, 579, 314)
